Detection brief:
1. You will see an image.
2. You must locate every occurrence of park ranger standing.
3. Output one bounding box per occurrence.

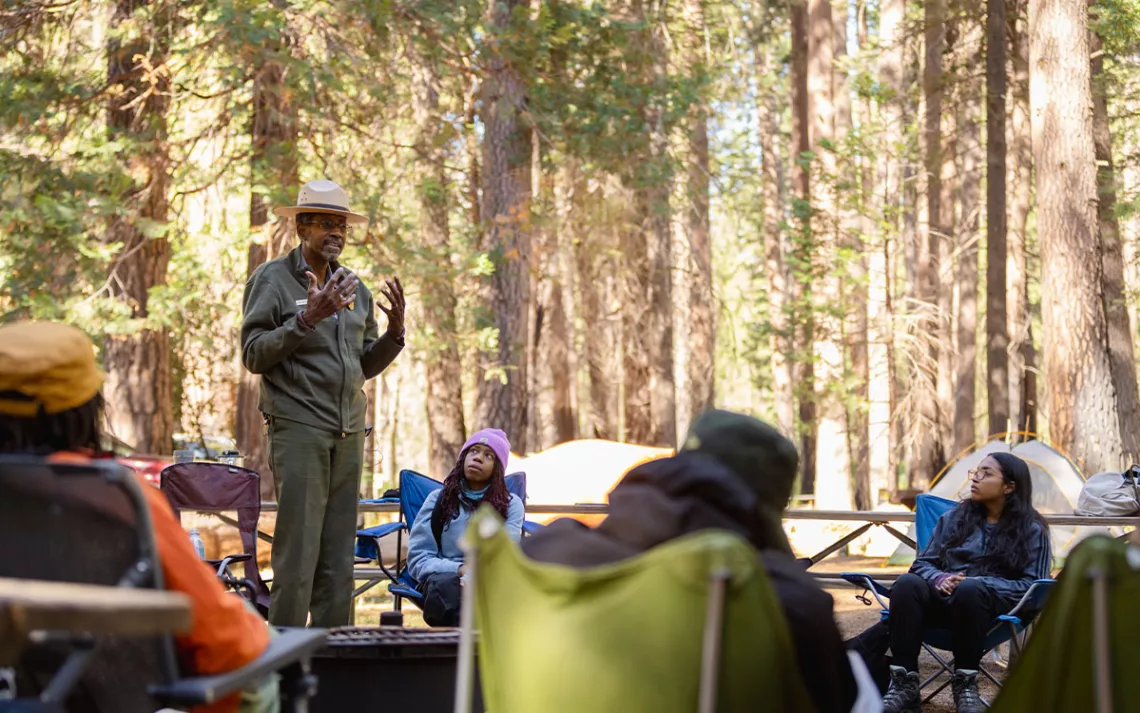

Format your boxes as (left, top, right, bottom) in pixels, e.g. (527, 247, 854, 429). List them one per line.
(241, 179, 406, 627)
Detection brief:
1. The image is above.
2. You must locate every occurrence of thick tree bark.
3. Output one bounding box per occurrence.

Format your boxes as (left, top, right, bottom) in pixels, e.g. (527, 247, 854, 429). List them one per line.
(1029, 0, 1123, 474)
(1091, 29, 1140, 461)
(104, 0, 174, 455)
(684, 0, 714, 426)
(954, 17, 982, 453)
(986, 0, 1010, 438)
(413, 50, 467, 477)
(236, 30, 299, 495)
(476, 0, 532, 449)
(1007, 0, 1036, 435)
(790, 0, 816, 494)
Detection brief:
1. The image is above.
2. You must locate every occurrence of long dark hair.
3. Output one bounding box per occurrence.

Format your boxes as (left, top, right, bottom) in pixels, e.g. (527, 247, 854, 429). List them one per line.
(0, 394, 106, 455)
(430, 445, 511, 549)
(939, 452, 1048, 577)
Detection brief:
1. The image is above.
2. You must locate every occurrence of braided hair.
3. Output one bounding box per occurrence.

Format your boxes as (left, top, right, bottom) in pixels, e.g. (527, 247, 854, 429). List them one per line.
(0, 393, 106, 455)
(430, 445, 512, 550)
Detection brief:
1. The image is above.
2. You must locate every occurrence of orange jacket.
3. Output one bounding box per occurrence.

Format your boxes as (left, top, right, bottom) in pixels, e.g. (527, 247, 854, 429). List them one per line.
(52, 453, 270, 713)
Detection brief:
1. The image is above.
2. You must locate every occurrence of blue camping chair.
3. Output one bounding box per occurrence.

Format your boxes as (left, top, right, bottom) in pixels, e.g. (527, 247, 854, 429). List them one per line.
(842, 494, 1055, 702)
(354, 469, 536, 611)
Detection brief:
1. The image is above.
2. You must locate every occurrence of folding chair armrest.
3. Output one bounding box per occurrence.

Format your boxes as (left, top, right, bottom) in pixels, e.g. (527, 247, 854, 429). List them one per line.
(356, 522, 405, 539)
(206, 554, 252, 568)
(1005, 579, 1056, 619)
(841, 573, 892, 609)
(150, 628, 327, 707)
(995, 614, 1022, 626)
(521, 520, 545, 536)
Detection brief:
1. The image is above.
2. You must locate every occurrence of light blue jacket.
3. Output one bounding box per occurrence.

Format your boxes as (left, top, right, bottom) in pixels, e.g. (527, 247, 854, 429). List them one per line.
(407, 487, 524, 581)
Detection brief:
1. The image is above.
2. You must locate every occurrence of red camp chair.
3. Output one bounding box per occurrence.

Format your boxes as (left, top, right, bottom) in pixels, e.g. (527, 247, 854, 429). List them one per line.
(160, 461, 271, 616)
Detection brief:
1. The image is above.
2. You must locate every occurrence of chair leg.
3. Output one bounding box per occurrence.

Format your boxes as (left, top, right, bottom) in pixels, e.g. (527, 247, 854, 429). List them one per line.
(394, 594, 403, 612)
(919, 645, 954, 704)
(698, 570, 729, 713)
(454, 545, 478, 713)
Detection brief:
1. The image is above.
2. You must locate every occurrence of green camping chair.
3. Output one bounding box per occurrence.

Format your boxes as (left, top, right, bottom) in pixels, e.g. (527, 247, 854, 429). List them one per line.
(991, 535, 1140, 713)
(453, 507, 814, 713)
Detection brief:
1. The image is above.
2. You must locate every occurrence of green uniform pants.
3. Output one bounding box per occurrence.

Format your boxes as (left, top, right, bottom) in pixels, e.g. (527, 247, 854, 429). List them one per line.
(266, 416, 364, 627)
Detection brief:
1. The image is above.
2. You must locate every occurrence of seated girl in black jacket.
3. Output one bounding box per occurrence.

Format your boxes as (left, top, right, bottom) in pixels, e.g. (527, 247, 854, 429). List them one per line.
(883, 453, 1051, 713)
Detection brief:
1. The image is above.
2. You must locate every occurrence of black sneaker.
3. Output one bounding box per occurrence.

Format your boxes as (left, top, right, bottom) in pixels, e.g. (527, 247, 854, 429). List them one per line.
(951, 669, 986, 712)
(883, 665, 921, 713)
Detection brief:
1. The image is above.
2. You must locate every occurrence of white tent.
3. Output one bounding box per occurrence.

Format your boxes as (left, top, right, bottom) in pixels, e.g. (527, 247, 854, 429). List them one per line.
(890, 439, 1110, 563)
(507, 439, 672, 522)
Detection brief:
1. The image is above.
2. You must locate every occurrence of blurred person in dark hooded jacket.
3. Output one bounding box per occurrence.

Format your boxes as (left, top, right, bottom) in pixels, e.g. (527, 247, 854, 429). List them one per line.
(522, 409, 857, 713)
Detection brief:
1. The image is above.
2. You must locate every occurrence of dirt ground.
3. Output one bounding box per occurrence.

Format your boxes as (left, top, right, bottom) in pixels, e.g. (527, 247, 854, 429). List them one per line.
(351, 556, 1006, 712)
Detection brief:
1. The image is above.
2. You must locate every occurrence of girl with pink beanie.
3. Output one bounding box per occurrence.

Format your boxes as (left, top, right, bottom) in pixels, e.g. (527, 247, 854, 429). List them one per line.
(406, 428, 523, 626)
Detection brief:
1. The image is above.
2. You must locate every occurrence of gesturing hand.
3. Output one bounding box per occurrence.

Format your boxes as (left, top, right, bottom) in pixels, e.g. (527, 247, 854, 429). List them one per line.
(302, 267, 359, 325)
(937, 573, 965, 596)
(378, 276, 406, 338)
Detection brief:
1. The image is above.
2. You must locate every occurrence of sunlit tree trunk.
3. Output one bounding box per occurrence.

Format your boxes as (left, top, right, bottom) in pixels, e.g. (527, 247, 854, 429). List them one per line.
(477, 0, 532, 449)
(1030, 0, 1123, 474)
(754, 30, 794, 438)
(955, 16, 983, 453)
(986, 0, 1010, 438)
(790, 0, 816, 493)
(413, 49, 467, 476)
(1007, 0, 1036, 435)
(683, 0, 714, 428)
(237, 24, 298, 494)
(878, 0, 906, 497)
(911, 0, 947, 490)
(104, 0, 174, 455)
(1091, 26, 1140, 462)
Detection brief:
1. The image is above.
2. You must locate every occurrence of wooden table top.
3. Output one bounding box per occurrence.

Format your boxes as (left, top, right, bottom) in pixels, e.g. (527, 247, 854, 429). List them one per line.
(0, 577, 192, 664)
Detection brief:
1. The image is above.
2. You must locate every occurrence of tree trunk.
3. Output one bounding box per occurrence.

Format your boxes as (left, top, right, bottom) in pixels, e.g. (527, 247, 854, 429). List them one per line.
(572, 170, 616, 440)
(622, 0, 675, 448)
(911, 0, 947, 490)
(237, 30, 298, 496)
(103, 0, 174, 455)
(936, 20, 957, 460)
(848, 0, 873, 511)
(790, 0, 816, 494)
(413, 50, 467, 477)
(476, 0, 532, 449)
(1091, 28, 1140, 462)
(1007, 0, 1036, 435)
(684, 0, 714, 426)
(1029, 0, 1122, 474)
(879, 0, 906, 497)
(986, 0, 1010, 438)
(755, 38, 794, 438)
(955, 17, 982, 453)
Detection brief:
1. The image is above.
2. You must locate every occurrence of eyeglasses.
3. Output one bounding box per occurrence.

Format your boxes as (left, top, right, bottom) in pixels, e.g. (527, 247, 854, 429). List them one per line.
(967, 467, 1001, 483)
(298, 217, 350, 232)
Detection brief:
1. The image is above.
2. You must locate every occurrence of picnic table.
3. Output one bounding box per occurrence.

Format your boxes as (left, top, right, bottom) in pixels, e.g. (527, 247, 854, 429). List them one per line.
(203, 503, 1137, 588)
(0, 578, 191, 665)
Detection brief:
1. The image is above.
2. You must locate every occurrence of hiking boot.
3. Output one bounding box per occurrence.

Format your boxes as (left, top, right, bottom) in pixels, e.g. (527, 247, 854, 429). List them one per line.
(883, 665, 922, 713)
(952, 669, 986, 712)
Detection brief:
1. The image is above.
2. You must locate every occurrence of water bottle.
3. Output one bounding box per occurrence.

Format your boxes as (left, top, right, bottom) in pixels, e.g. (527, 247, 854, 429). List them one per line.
(189, 528, 205, 560)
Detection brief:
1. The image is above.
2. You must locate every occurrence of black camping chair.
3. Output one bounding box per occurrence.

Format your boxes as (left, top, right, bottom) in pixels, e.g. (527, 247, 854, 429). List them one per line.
(159, 461, 271, 615)
(0, 455, 325, 713)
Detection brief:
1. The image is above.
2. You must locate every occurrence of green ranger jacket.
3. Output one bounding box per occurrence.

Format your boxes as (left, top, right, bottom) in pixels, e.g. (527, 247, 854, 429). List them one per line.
(240, 246, 404, 435)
